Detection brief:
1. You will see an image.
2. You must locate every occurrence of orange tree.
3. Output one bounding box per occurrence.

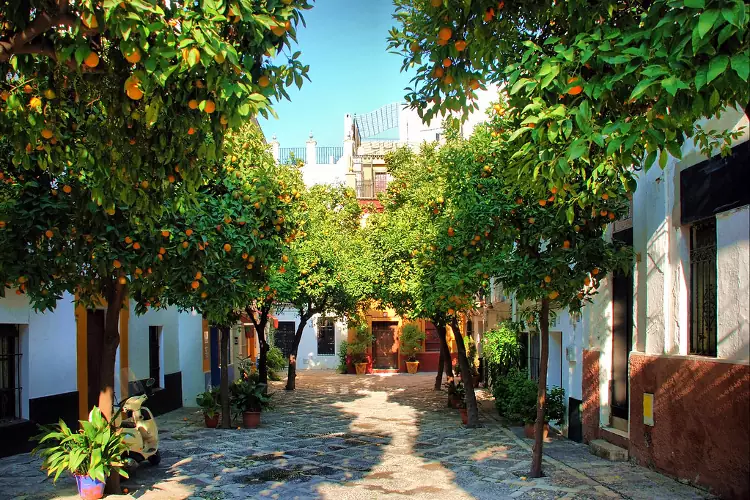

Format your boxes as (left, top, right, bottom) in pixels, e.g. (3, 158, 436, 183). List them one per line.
(389, 0, 748, 192)
(367, 140, 491, 427)
(273, 184, 372, 390)
(143, 123, 304, 427)
(1, 0, 312, 212)
(442, 102, 632, 477)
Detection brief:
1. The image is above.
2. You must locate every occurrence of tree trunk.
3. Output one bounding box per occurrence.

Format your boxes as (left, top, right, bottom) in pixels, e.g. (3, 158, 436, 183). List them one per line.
(257, 317, 269, 385)
(452, 319, 479, 428)
(286, 314, 309, 391)
(434, 347, 444, 390)
(102, 279, 125, 495)
(219, 326, 231, 429)
(435, 323, 455, 396)
(530, 298, 550, 478)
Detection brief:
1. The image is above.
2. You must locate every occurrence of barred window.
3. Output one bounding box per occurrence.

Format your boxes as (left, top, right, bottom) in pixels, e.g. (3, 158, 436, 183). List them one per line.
(424, 321, 441, 352)
(689, 218, 717, 357)
(317, 320, 335, 356)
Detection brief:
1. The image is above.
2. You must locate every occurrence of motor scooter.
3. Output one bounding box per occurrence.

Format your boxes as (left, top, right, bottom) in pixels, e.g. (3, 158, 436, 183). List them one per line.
(113, 378, 160, 475)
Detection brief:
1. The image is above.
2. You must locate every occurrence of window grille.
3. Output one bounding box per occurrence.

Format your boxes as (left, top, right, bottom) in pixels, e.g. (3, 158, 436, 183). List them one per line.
(424, 321, 441, 352)
(275, 322, 296, 359)
(0, 325, 21, 421)
(689, 218, 717, 356)
(317, 319, 335, 356)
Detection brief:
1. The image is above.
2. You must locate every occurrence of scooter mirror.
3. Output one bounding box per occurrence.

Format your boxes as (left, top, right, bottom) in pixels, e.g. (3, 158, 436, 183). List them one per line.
(146, 378, 155, 387)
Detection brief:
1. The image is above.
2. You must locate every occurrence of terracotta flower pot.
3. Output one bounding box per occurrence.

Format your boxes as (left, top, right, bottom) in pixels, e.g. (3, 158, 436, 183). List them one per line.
(524, 422, 549, 439)
(459, 408, 468, 425)
(406, 361, 419, 374)
(355, 362, 368, 375)
(204, 413, 219, 428)
(449, 395, 461, 409)
(242, 411, 261, 429)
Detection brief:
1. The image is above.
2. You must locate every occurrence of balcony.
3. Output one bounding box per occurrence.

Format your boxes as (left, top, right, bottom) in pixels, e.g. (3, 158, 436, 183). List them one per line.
(355, 175, 389, 199)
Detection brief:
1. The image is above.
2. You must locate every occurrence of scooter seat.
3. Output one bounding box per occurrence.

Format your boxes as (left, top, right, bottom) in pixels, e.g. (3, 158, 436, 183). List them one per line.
(121, 421, 136, 429)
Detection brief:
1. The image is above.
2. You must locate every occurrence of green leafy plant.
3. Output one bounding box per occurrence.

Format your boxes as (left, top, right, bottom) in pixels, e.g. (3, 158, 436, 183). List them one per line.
(337, 340, 350, 373)
(483, 322, 523, 384)
(31, 407, 129, 483)
(230, 378, 273, 416)
(266, 345, 286, 381)
(497, 370, 565, 426)
(196, 388, 220, 418)
(454, 381, 467, 409)
(400, 324, 426, 362)
(348, 324, 373, 364)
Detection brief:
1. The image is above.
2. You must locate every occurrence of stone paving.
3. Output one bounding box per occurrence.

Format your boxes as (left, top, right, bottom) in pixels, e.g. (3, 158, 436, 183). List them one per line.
(0, 371, 713, 499)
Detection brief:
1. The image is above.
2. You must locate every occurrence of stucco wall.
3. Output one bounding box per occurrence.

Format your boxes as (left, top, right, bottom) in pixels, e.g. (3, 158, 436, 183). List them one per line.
(127, 306, 181, 383)
(716, 206, 750, 362)
(273, 308, 344, 370)
(629, 352, 750, 499)
(177, 311, 205, 407)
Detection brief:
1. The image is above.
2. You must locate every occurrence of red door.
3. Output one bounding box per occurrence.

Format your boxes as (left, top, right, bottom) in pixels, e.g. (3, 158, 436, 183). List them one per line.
(372, 322, 398, 369)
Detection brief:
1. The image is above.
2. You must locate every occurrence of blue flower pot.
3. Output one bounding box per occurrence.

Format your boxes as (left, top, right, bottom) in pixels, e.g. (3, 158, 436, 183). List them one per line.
(75, 475, 105, 500)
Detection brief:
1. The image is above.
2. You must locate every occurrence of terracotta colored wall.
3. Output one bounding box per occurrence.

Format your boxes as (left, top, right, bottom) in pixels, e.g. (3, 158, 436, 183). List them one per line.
(582, 349, 600, 443)
(629, 352, 750, 499)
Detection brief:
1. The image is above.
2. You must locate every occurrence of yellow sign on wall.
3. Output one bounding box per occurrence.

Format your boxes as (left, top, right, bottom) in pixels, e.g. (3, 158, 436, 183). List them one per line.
(643, 393, 654, 426)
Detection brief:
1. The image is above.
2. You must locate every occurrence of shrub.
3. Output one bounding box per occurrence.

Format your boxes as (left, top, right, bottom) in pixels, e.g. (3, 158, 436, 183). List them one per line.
(348, 324, 373, 364)
(493, 369, 565, 425)
(337, 340, 349, 373)
(196, 387, 220, 417)
(266, 345, 286, 380)
(400, 324, 425, 362)
(482, 321, 522, 386)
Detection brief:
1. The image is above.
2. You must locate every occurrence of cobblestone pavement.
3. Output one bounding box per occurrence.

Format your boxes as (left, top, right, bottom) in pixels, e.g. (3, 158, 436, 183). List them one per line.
(0, 372, 712, 500)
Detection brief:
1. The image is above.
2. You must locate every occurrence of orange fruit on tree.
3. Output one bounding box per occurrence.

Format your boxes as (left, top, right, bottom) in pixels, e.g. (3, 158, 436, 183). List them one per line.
(195, 271, 202, 279)
(23, 84, 33, 94)
(126, 85, 143, 100)
(62, 185, 72, 194)
(584, 276, 591, 286)
(119, 276, 128, 285)
(443, 75, 454, 85)
(447, 227, 455, 236)
(124, 48, 141, 64)
(203, 100, 216, 113)
(113, 259, 122, 269)
(182, 241, 189, 248)
(159, 247, 166, 255)
(433, 67, 444, 78)
(528, 217, 535, 224)
(41, 128, 54, 139)
(455, 40, 467, 51)
(133, 242, 141, 250)
(188, 99, 198, 109)
(567, 77, 583, 95)
(191, 281, 200, 290)
(271, 25, 286, 36)
(438, 26, 452, 40)
(1, 90, 9, 101)
(214, 52, 226, 63)
(29, 96, 42, 108)
(548, 290, 559, 300)
(539, 199, 546, 206)
(601, 193, 609, 200)
(544, 275, 552, 283)
(45, 229, 54, 238)
(258, 76, 270, 88)
(223, 243, 231, 252)
(187, 127, 196, 135)
(430, 0, 442, 6)
(161, 230, 169, 237)
(437, 38, 448, 46)
(550, 186, 558, 194)
(592, 268, 600, 275)
(185, 228, 193, 236)
(442, 58, 452, 67)
(608, 212, 615, 220)
(563, 240, 571, 249)
(84, 52, 99, 68)
(469, 79, 480, 90)
(410, 41, 420, 52)
(484, 8, 495, 22)
(200, 292, 208, 298)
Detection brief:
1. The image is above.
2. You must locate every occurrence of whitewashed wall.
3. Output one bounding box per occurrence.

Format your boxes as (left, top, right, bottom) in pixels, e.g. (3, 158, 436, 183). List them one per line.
(177, 311, 204, 407)
(273, 308, 343, 370)
(0, 290, 78, 419)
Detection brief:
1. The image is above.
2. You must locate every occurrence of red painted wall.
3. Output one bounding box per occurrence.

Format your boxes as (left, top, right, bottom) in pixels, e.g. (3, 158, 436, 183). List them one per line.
(629, 352, 750, 499)
(399, 351, 442, 372)
(582, 349, 600, 443)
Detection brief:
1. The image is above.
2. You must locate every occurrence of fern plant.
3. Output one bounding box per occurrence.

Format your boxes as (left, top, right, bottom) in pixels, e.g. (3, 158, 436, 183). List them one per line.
(31, 407, 129, 483)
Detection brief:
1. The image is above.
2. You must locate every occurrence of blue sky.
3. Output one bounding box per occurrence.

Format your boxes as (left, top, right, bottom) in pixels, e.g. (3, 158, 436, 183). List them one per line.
(258, 0, 414, 148)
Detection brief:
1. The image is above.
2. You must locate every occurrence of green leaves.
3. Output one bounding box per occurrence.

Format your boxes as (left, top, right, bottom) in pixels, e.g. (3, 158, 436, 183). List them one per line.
(661, 76, 689, 96)
(707, 55, 729, 83)
(697, 9, 721, 39)
(730, 53, 749, 81)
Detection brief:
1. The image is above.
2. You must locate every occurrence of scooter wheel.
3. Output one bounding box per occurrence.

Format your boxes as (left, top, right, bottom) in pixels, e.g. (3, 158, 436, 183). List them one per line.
(148, 451, 161, 466)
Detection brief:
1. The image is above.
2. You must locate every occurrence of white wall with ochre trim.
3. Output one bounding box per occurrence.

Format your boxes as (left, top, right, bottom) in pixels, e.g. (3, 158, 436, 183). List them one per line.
(273, 308, 344, 370)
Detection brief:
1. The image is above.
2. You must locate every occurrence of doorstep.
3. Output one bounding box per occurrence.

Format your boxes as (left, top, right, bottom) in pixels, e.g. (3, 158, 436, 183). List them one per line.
(600, 425, 630, 452)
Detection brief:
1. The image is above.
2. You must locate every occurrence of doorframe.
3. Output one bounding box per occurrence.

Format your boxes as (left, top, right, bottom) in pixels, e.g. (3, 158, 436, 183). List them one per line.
(371, 321, 399, 369)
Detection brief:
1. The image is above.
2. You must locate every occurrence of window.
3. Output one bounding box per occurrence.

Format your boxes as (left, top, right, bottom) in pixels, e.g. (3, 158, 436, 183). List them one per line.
(374, 172, 389, 195)
(148, 326, 162, 387)
(317, 319, 335, 356)
(0, 324, 21, 421)
(424, 321, 441, 352)
(689, 218, 717, 356)
(275, 321, 296, 359)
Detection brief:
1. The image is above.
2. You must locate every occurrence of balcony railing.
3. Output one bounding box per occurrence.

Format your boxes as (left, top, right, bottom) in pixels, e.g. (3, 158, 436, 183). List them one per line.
(355, 177, 389, 199)
(317, 146, 343, 164)
(278, 147, 306, 165)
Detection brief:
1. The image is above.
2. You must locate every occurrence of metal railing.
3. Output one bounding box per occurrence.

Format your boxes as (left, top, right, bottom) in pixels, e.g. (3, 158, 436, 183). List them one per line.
(278, 147, 306, 165)
(316, 146, 343, 164)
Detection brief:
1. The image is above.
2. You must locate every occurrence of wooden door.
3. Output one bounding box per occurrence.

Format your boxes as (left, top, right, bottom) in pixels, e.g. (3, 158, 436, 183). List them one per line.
(86, 310, 105, 411)
(372, 321, 398, 369)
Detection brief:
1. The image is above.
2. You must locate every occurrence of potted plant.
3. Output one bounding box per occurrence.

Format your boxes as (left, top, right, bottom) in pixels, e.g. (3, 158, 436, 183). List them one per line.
(446, 380, 466, 409)
(464, 335, 482, 387)
(457, 396, 469, 425)
(32, 407, 129, 500)
(196, 387, 220, 428)
(348, 325, 373, 375)
(400, 324, 425, 374)
(501, 370, 565, 439)
(230, 376, 273, 428)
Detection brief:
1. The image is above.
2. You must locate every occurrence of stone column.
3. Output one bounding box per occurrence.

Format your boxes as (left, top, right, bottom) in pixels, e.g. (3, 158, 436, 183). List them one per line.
(306, 132, 317, 166)
(270, 135, 280, 163)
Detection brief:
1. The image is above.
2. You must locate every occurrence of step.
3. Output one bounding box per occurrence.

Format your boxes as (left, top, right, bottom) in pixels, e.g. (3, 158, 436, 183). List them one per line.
(600, 426, 630, 450)
(590, 439, 629, 462)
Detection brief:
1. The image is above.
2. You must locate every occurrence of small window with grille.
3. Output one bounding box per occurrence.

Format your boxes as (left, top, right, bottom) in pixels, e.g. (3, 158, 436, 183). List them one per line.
(0, 324, 21, 421)
(689, 218, 717, 357)
(317, 319, 335, 356)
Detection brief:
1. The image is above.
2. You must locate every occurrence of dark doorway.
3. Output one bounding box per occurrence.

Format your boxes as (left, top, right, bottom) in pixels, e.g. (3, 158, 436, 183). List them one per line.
(275, 321, 296, 359)
(86, 310, 105, 411)
(611, 228, 633, 420)
(529, 332, 540, 381)
(148, 326, 161, 387)
(210, 327, 220, 387)
(372, 321, 398, 369)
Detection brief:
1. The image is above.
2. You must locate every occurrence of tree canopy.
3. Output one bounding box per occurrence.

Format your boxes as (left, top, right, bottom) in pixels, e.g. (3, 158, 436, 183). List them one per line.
(389, 0, 749, 190)
(1, 0, 312, 213)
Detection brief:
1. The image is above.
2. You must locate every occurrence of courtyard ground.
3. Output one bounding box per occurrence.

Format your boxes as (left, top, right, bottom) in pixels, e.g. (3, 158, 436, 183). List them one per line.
(0, 371, 712, 500)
